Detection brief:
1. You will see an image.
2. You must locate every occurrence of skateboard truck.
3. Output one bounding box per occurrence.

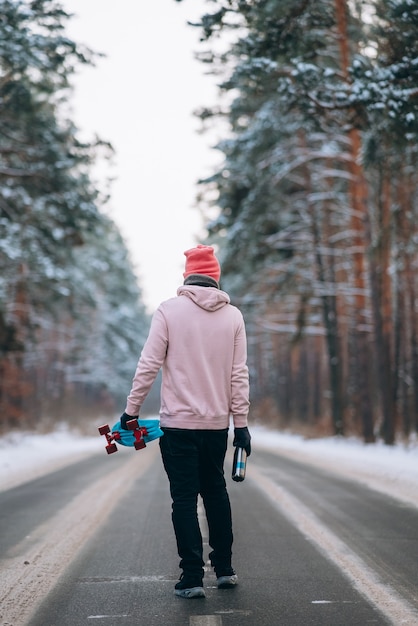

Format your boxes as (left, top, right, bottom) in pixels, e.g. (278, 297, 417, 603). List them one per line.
(98, 424, 121, 454)
(98, 419, 150, 454)
(126, 418, 149, 450)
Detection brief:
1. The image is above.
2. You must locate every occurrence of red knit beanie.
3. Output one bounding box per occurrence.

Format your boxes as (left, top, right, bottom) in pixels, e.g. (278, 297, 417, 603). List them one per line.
(183, 244, 221, 281)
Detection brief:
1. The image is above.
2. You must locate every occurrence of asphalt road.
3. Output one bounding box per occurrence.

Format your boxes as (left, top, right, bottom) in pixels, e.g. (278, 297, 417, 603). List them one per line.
(1, 443, 417, 626)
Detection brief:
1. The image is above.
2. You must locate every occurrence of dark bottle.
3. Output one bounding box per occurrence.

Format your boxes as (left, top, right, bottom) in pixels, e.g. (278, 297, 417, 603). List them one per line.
(232, 447, 247, 482)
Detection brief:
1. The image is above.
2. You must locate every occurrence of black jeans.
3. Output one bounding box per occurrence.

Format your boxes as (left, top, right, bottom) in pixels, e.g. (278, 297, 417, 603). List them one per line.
(159, 428, 233, 580)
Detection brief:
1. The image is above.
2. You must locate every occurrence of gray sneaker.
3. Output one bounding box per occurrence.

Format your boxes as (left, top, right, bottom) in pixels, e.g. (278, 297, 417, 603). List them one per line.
(217, 573, 238, 589)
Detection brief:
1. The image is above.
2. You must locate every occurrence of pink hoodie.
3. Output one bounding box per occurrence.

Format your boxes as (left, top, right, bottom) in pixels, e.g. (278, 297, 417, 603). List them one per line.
(125, 285, 250, 429)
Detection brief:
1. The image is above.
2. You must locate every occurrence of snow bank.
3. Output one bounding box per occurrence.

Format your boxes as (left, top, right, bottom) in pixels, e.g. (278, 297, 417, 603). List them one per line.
(251, 425, 418, 507)
(0, 426, 101, 491)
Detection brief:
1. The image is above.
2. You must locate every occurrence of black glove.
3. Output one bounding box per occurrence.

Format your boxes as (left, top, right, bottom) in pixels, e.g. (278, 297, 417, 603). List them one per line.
(233, 426, 251, 457)
(119, 412, 138, 430)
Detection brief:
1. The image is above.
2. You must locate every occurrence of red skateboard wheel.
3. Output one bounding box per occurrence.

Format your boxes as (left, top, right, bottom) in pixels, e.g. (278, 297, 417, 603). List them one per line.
(106, 443, 118, 454)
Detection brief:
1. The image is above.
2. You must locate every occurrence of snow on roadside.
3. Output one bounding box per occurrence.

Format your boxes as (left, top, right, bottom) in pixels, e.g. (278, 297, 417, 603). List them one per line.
(1, 423, 417, 508)
(0, 426, 103, 492)
(251, 425, 418, 508)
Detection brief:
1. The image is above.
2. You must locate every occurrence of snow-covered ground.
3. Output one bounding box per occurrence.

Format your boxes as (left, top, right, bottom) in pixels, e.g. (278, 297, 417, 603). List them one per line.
(1, 424, 417, 507)
(0, 425, 102, 491)
(253, 426, 418, 508)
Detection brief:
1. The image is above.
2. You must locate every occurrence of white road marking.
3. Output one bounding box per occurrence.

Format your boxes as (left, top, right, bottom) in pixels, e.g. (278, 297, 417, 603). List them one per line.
(251, 465, 418, 626)
(190, 616, 222, 626)
(311, 600, 333, 604)
(87, 616, 129, 620)
(192, 502, 224, 625)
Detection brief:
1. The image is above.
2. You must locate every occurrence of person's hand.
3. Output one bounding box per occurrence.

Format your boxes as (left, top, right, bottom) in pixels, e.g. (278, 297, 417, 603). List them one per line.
(233, 426, 251, 456)
(119, 412, 138, 430)
(112, 417, 164, 447)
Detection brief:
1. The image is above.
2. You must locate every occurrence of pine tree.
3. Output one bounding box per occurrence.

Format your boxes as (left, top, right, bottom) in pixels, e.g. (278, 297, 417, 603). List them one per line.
(176, 0, 418, 441)
(188, 0, 356, 435)
(0, 1, 150, 428)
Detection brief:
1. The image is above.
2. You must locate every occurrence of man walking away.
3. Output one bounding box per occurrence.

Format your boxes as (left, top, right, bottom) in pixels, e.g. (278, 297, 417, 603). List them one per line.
(120, 244, 251, 598)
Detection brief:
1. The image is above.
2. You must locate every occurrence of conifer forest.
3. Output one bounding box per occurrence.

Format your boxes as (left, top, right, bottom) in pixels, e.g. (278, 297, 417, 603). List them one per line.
(0, 1, 150, 430)
(1, 1, 418, 444)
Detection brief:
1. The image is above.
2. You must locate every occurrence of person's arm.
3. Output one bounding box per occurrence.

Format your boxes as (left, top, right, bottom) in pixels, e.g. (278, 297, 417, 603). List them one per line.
(230, 315, 251, 455)
(124, 308, 168, 416)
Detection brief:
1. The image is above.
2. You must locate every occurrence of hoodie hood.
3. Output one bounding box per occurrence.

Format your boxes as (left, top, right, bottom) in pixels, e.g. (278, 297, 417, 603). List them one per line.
(177, 284, 230, 312)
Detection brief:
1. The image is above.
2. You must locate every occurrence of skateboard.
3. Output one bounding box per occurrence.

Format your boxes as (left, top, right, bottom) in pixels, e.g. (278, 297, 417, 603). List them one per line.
(98, 418, 163, 454)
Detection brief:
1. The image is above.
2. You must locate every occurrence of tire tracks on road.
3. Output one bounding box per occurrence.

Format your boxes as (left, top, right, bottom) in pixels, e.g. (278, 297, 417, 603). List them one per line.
(0, 445, 159, 626)
(250, 463, 418, 626)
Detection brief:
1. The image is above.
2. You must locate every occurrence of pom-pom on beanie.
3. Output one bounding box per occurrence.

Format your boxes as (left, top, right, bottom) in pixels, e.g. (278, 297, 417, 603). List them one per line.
(183, 244, 221, 282)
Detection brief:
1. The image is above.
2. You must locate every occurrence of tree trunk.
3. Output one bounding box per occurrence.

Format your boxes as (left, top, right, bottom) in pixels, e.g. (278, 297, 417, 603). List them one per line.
(335, 0, 375, 441)
(379, 173, 395, 443)
(396, 170, 418, 434)
(310, 205, 344, 435)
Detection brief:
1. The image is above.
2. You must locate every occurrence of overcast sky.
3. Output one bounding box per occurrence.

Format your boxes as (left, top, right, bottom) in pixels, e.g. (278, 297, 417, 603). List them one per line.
(63, 1, 222, 312)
